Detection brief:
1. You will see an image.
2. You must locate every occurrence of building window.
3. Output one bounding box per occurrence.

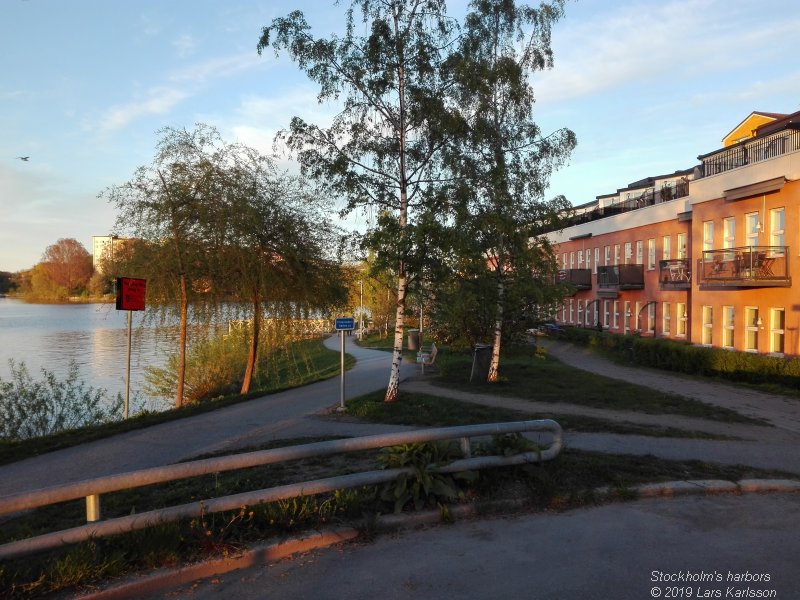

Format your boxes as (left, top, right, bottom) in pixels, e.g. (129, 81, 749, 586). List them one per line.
(745, 307, 759, 352)
(770, 208, 785, 250)
(585, 249, 591, 271)
(676, 302, 687, 336)
(723, 217, 736, 249)
(560, 303, 566, 323)
(603, 300, 610, 328)
(613, 301, 619, 329)
(647, 239, 656, 270)
(624, 242, 632, 264)
(623, 301, 631, 333)
(662, 302, 671, 335)
(746, 212, 760, 247)
(677, 233, 687, 259)
(594, 247, 600, 273)
(577, 250, 583, 268)
(604, 245, 611, 266)
(662, 235, 671, 261)
(722, 306, 735, 349)
(647, 302, 656, 334)
(570, 252, 575, 269)
(636, 240, 644, 265)
(702, 305, 713, 345)
(577, 300, 583, 326)
(771, 308, 785, 354)
(562, 253, 568, 269)
(614, 244, 620, 265)
(703, 221, 714, 252)
(568, 299, 574, 324)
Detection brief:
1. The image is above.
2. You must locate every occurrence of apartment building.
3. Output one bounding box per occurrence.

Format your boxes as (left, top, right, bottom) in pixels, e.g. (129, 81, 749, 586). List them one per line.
(547, 109, 800, 356)
(92, 235, 130, 273)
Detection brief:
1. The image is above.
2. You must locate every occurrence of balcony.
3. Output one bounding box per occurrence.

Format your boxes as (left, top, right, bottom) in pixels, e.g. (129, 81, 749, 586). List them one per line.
(597, 264, 644, 291)
(659, 258, 691, 289)
(563, 268, 592, 292)
(698, 130, 800, 178)
(698, 246, 791, 287)
(564, 180, 689, 228)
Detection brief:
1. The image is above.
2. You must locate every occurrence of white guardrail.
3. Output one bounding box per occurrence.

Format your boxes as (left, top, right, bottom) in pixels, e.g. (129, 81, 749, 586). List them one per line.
(0, 420, 562, 560)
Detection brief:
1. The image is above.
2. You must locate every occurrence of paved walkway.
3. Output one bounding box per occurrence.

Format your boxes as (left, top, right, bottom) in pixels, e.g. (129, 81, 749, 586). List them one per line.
(3, 336, 800, 495)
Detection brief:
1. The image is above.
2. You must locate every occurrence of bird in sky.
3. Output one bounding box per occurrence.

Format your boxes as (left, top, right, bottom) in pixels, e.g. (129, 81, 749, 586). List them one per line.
(16, 156, 30, 161)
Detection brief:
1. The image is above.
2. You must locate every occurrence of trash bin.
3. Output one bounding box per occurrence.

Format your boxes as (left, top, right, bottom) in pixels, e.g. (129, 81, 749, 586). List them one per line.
(470, 343, 492, 382)
(407, 329, 420, 351)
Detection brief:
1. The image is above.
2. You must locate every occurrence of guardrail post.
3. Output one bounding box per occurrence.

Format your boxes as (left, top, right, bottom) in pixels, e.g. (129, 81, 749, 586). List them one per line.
(86, 495, 101, 522)
(460, 437, 471, 458)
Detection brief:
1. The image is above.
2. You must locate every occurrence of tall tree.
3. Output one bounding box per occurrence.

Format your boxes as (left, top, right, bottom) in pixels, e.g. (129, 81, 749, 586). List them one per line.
(445, 0, 576, 381)
(41, 238, 93, 296)
(258, 0, 456, 402)
(102, 124, 226, 408)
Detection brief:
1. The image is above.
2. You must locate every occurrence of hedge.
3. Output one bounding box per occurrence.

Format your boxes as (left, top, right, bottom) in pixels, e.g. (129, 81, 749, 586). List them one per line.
(560, 326, 800, 388)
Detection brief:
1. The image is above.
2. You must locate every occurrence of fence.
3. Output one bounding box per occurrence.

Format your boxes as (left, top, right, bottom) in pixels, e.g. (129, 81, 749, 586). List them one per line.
(0, 420, 562, 560)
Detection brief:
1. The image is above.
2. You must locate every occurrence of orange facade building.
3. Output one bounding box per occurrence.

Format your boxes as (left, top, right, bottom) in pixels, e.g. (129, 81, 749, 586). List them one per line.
(547, 110, 800, 356)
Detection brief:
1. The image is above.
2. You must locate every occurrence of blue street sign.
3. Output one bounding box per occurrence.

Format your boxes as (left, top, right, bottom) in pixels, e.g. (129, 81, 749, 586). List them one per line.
(335, 317, 356, 331)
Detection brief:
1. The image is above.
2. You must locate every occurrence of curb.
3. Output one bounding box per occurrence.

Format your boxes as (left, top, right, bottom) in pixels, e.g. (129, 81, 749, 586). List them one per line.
(78, 479, 800, 599)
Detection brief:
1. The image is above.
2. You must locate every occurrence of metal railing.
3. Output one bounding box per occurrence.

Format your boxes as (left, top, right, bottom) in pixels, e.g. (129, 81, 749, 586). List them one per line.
(597, 264, 645, 289)
(0, 420, 562, 560)
(699, 130, 800, 178)
(659, 258, 691, 287)
(698, 246, 790, 285)
(565, 180, 689, 228)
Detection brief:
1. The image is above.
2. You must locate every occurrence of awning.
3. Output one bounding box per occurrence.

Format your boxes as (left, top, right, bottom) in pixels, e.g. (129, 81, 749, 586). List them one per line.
(724, 177, 786, 202)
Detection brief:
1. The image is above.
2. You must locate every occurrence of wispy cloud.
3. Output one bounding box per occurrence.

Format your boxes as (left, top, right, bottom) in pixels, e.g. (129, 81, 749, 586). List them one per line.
(536, 0, 800, 105)
(168, 52, 264, 85)
(98, 87, 189, 134)
(172, 34, 196, 58)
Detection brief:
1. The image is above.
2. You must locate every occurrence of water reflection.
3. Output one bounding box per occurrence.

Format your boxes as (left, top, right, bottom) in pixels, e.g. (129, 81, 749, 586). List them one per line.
(0, 298, 173, 407)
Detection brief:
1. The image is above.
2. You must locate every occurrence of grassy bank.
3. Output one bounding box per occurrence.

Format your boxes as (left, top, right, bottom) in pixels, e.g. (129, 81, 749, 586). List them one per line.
(0, 337, 354, 466)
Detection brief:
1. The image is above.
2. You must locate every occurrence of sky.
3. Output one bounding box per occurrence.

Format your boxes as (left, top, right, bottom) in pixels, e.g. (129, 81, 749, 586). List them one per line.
(2, 0, 799, 273)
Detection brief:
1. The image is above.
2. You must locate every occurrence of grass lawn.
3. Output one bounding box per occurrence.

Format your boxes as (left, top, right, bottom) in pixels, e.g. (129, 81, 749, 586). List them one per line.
(432, 347, 761, 424)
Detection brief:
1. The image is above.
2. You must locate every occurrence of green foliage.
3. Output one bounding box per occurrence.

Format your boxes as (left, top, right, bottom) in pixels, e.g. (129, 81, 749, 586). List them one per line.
(476, 433, 540, 458)
(378, 441, 474, 513)
(145, 334, 345, 404)
(0, 360, 123, 441)
(564, 327, 800, 390)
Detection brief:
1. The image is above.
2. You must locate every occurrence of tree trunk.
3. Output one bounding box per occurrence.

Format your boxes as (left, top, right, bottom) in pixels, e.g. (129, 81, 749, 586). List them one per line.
(241, 289, 261, 395)
(176, 273, 188, 408)
(487, 267, 504, 383)
(385, 267, 407, 402)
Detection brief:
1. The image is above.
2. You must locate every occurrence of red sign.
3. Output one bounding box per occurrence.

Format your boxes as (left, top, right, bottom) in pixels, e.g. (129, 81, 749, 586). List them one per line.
(116, 277, 147, 311)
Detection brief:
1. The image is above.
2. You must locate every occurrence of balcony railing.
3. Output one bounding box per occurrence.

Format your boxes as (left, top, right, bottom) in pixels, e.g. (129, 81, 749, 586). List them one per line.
(597, 264, 644, 289)
(564, 180, 689, 228)
(698, 246, 791, 287)
(565, 268, 592, 290)
(659, 258, 691, 289)
(699, 130, 800, 178)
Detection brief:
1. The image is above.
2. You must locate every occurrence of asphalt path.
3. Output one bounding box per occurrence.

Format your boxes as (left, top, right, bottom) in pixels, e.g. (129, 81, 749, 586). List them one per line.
(143, 493, 800, 600)
(0, 334, 413, 496)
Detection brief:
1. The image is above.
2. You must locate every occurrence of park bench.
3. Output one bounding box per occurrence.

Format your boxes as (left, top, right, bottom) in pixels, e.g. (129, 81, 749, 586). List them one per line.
(417, 342, 438, 373)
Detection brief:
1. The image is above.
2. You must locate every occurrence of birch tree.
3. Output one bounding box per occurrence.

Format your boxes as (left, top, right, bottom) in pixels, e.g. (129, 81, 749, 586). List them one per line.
(446, 0, 576, 382)
(258, 0, 456, 402)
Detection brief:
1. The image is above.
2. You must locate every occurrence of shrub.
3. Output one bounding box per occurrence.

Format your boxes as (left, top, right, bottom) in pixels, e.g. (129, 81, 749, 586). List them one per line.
(0, 361, 123, 441)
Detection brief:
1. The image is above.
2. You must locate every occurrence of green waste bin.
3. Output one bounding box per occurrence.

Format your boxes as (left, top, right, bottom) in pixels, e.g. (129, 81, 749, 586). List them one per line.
(408, 329, 420, 351)
(470, 344, 492, 382)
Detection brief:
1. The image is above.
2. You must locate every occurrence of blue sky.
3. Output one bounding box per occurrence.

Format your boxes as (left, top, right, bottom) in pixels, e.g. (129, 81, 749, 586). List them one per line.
(2, 0, 799, 272)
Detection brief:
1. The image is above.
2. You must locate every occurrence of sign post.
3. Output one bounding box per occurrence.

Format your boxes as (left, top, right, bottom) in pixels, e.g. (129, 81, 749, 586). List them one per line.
(116, 277, 147, 419)
(334, 317, 355, 410)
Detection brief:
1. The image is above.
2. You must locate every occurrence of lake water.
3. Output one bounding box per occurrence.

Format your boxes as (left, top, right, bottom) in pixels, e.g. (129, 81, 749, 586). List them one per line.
(0, 298, 174, 409)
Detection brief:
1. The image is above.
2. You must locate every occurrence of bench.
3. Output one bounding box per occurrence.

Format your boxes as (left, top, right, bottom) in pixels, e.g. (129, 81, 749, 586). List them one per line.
(417, 342, 438, 373)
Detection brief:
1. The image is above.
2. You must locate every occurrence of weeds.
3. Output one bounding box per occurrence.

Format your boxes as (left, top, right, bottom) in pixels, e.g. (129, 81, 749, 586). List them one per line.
(0, 360, 123, 441)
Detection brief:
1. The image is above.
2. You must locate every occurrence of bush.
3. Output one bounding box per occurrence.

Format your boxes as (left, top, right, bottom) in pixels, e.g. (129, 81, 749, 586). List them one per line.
(564, 328, 800, 388)
(0, 361, 123, 441)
